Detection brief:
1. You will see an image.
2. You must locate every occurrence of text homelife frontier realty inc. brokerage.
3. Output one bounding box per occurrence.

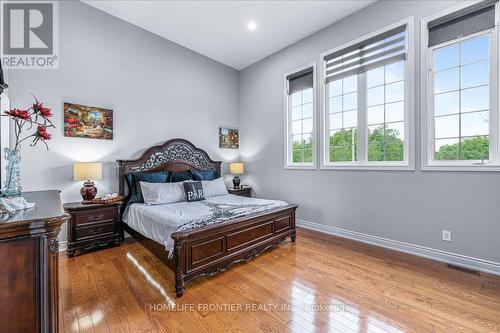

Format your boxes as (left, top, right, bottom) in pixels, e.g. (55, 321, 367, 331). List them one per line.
(149, 303, 346, 313)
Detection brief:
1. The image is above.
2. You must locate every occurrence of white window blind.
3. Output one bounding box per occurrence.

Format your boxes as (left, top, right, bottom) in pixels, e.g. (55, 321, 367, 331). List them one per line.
(324, 25, 407, 84)
(428, 0, 497, 47)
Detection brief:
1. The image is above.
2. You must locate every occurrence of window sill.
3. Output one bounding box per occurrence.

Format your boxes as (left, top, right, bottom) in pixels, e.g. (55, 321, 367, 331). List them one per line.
(284, 164, 317, 170)
(422, 164, 500, 172)
(320, 163, 414, 171)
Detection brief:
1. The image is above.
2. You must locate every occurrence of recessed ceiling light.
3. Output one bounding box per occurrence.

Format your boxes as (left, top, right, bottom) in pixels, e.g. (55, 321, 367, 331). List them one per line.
(247, 21, 257, 31)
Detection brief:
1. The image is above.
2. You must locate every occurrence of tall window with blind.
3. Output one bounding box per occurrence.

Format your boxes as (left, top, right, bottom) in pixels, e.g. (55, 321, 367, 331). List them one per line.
(423, 0, 499, 170)
(322, 19, 412, 168)
(285, 65, 316, 168)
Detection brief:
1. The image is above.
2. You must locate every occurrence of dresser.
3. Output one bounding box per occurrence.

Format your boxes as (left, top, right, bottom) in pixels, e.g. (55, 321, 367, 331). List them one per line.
(0, 190, 69, 333)
(64, 201, 122, 257)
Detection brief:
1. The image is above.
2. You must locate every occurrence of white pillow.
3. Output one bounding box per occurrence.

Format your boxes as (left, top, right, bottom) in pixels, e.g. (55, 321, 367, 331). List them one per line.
(202, 177, 228, 198)
(139, 181, 186, 205)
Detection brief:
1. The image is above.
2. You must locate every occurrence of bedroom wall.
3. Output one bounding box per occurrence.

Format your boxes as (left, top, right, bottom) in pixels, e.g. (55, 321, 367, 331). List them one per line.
(239, 0, 500, 267)
(7, 0, 239, 241)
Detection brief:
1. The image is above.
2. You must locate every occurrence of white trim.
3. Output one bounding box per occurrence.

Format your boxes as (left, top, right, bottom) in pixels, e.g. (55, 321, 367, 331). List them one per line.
(319, 16, 415, 171)
(284, 62, 318, 170)
(421, 1, 500, 171)
(59, 240, 67, 253)
(297, 219, 500, 276)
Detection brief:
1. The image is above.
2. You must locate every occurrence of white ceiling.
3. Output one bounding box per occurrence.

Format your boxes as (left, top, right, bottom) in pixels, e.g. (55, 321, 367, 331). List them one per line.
(82, 1, 375, 70)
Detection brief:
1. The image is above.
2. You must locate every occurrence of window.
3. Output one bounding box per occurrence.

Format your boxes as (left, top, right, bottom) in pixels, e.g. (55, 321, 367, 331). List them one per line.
(322, 18, 414, 169)
(423, 0, 500, 170)
(285, 64, 316, 168)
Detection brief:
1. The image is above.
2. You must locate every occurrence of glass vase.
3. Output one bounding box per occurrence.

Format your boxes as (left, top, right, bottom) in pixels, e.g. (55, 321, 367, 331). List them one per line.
(2, 147, 21, 197)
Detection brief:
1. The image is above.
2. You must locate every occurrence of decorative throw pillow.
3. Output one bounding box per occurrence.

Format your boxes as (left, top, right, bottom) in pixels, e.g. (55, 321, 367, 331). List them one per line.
(126, 171, 170, 204)
(183, 181, 205, 202)
(202, 177, 228, 198)
(192, 170, 219, 181)
(170, 171, 193, 183)
(140, 181, 186, 205)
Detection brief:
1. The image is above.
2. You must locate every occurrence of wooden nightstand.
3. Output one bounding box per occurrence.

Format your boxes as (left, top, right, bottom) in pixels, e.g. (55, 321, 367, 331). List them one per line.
(228, 186, 252, 197)
(64, 201, 123, 257)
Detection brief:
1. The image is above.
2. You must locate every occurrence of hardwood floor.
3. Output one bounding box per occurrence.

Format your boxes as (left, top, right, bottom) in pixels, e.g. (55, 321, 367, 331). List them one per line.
(59, 228, 500, 333)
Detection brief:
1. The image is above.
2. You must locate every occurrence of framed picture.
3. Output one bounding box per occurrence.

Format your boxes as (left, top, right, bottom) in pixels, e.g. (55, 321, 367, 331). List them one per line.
(219, 127, 239, 149)
(64, 103, 113, 140)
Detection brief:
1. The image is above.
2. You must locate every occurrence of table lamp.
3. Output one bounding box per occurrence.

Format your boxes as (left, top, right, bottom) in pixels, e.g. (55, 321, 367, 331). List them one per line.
(74, 162, 102, 203)
(229, 162, 244, 189)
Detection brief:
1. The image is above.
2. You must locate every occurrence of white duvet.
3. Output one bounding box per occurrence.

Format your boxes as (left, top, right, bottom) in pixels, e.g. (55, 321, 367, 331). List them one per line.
(123, 194, 288, 257)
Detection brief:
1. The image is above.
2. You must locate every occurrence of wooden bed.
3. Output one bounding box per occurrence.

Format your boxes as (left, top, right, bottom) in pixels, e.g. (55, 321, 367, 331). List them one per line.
(117, 139, 297, 297)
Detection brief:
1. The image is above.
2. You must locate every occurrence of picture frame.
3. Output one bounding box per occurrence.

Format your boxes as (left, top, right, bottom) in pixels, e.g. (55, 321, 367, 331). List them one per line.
(64, 102, 113, 140)
(219, 127, 239, 149)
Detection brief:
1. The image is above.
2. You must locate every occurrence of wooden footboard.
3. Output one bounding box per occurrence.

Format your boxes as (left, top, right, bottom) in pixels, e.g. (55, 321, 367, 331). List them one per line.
(170, 204, 297, 297)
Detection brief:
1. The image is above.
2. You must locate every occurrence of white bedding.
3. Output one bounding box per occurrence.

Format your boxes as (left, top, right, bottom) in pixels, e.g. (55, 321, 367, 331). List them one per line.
(123, 194, 288, 257)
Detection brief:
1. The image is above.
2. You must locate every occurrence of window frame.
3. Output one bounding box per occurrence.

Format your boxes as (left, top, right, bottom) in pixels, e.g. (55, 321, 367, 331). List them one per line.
(319, 17, 415, 171)
(284, 62, 317, 169)
(421, 2, 500, 171)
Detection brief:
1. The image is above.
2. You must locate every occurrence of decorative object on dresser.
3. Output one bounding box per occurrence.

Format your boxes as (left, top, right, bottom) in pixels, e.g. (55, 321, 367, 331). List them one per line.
(64, 102, 113, 140)
(219, 127, 239, 149)
(118, 138, 297, 297)
(2, 96, 54, 196)
(228, 186, 252, 197)
(91, 194, 124, 204)
(229, 162, 244, 188)
(64, 200, 122, 257)
(73, 162, 103, 203)
(0, 190, 69, 333)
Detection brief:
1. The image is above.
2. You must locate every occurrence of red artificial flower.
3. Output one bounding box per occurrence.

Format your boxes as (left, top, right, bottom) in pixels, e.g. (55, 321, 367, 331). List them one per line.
(33, 101, 52, 117)
(4, 108, 31, 121)
(37, 126, 52, 140)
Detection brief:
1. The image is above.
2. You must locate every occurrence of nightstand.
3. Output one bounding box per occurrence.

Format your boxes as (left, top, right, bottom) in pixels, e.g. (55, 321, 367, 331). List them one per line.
(228, 186, 252, 197)
(64, 201, 123, 257)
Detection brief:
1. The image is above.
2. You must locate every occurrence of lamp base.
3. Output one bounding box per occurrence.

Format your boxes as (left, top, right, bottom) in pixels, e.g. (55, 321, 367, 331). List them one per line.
(81, 180, 97, 204)
(232, 175, 241, 189)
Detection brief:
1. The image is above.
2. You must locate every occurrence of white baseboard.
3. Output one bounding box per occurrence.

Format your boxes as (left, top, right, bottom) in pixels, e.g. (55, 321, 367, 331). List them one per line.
(297, 219, 500, 276)
(59, 240, 67, 253)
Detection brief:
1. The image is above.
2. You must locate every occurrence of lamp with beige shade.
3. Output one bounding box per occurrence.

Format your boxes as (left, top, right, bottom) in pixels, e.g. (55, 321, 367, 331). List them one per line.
(74, 162, 102, 203)
(229, 162, 244, 189)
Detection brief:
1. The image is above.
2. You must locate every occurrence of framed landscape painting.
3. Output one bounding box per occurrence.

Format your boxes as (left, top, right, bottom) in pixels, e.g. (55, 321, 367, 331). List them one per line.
(219, 127, 239, 149)
(64, 103, 113, 140)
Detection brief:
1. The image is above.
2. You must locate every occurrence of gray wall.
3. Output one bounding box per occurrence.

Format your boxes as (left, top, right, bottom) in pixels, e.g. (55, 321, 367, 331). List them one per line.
(239, 0, 500, 263)
(7, 1, 239, 241)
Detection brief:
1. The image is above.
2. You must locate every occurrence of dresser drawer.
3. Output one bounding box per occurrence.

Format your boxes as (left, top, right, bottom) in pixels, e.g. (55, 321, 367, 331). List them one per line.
(75, 208, 115, 225)
(75, 222, 115, 240)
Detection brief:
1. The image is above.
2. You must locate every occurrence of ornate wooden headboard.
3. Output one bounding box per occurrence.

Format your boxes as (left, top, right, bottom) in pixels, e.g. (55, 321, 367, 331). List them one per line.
(117, 138, 222, 197)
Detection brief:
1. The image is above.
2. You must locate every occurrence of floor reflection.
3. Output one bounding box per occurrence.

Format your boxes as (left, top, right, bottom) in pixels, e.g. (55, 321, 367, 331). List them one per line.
(290, 281, 317, 332)
(328, 299, 360, 333)
(367, 316, 404, 333)
(126, 252, 176, 307)
(326, 296, 405, 333)
(71, 309, 103, 332)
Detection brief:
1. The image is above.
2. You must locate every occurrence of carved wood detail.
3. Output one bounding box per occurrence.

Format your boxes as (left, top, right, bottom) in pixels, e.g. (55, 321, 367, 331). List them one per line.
(48, 237, 59, 254)
(117, 139, 221, 198)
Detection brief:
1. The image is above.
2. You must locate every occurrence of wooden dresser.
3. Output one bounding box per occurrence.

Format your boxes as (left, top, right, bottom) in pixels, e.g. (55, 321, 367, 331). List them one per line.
(0, 190, 69, 333)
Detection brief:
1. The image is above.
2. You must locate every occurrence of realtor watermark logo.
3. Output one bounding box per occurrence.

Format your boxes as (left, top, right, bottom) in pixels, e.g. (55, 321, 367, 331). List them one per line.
(1, 1, 58, 69)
